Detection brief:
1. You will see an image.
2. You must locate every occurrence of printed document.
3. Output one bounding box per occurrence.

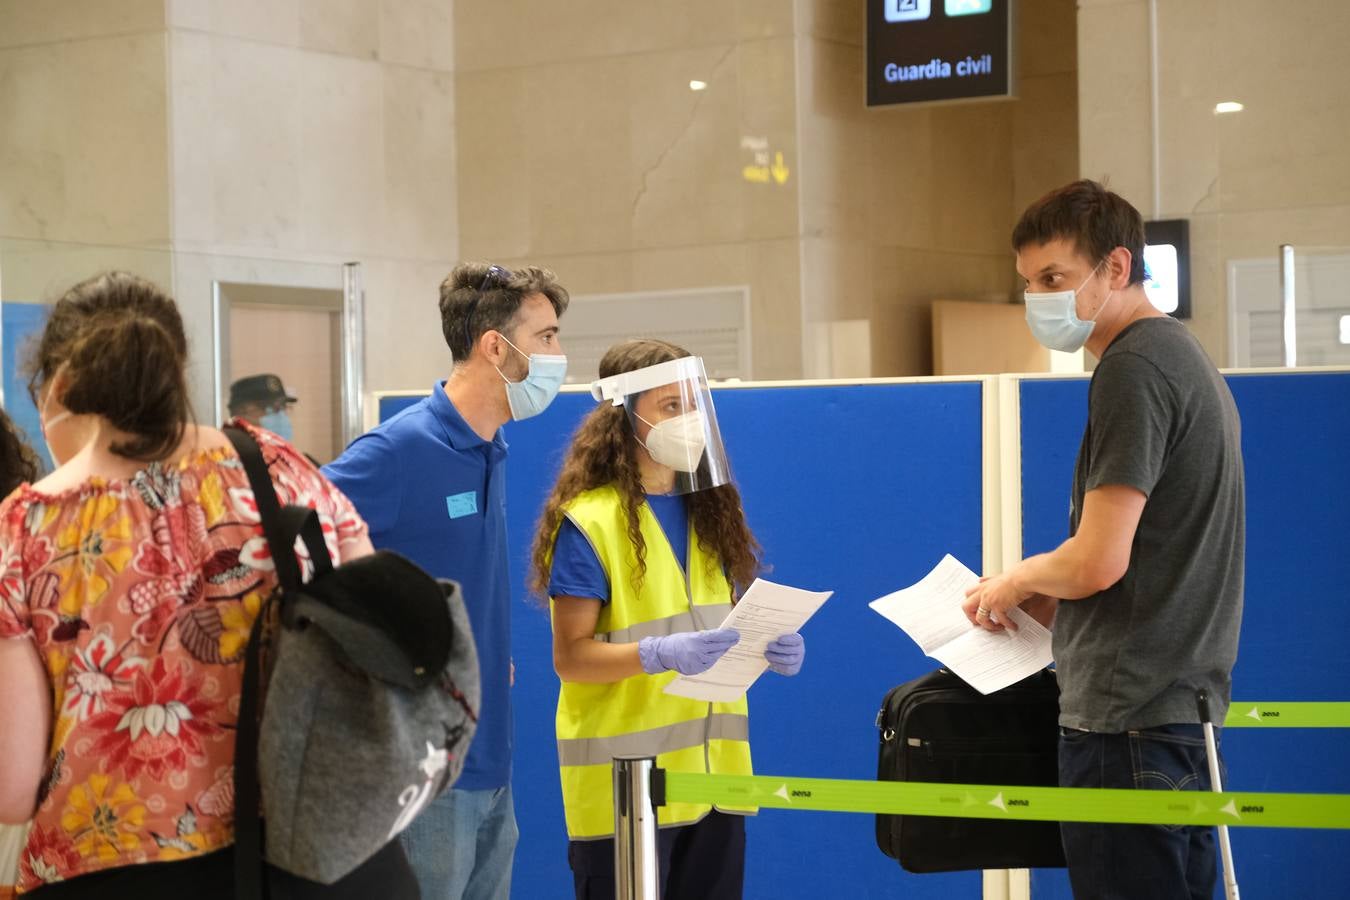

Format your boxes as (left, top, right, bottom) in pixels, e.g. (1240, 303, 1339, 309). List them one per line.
(664, 578, 832, 703)
(869, 554, 1052, 694)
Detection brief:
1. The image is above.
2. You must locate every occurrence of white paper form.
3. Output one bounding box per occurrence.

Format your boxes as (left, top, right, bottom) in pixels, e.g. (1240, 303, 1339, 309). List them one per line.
(663, 578, 833, 703)
(868, 554, 1053, 695)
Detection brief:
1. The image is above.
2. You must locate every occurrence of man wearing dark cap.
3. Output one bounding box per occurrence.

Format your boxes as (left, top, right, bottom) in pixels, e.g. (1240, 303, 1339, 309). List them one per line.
(228, 373, 298, 442)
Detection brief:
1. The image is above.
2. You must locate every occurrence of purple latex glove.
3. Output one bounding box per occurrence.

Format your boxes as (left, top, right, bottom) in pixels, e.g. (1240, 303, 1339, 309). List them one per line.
(638, 629, 740, 676)
(765, 633, 805, 676)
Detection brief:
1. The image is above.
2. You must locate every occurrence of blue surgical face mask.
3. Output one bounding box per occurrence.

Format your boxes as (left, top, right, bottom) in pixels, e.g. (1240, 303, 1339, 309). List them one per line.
(496, 335, 567, 421)
(260, 409, 295, 442)
(1024, 260, 1112, 353)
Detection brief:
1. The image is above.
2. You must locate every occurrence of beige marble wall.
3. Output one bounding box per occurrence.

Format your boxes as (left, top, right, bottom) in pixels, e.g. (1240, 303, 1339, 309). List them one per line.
(452, 0, 803, 378)
(797, 0, 1079, 376)
(4, 0, 1088, 398)
(165, 0, 461, 411)
(0, 1, 460, 417)
(452, 0, 1077, 379)
(0, 3, 171, 247)
(1078, 0, 1350, 366)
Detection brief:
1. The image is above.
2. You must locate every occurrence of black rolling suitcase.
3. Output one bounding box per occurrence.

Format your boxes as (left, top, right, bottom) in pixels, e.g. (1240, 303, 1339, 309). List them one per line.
(874, 667, 1066, 872)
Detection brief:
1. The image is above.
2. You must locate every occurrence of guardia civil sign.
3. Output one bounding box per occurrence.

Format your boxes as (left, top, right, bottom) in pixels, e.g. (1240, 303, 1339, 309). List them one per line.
(866, 0, 1013, 107)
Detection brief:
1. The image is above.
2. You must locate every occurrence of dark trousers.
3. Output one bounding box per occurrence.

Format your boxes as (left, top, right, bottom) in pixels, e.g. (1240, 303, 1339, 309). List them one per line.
(1058, 724, 1221, 900)
(25, 840, 419, 900)
(568, 810, 746, 900)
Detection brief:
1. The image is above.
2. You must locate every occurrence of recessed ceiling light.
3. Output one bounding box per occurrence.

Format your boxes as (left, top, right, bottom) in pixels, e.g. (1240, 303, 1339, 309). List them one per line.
(689, 80, 707, 91)
(1214, 101, 1244, 114)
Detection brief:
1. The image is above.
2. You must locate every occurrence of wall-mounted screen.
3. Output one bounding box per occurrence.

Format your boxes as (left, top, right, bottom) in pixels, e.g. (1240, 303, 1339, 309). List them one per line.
(1143, 219, 1191, 319)
(866, 0, 1013, 107)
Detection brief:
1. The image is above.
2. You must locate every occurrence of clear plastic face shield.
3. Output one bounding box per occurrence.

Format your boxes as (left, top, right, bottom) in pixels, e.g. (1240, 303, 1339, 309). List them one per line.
(590, 356, 732, 496)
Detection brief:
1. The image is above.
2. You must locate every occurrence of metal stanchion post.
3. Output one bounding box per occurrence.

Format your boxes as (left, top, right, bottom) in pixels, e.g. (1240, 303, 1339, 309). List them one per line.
(613, 756, 660, 900)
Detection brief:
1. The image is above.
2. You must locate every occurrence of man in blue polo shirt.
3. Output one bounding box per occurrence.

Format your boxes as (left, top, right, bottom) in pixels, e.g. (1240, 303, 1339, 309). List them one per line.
(323, 262, 569, 900)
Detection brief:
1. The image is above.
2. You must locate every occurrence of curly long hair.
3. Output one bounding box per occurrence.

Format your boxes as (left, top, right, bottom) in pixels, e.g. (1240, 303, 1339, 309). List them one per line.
(529, 339, 761, 601)
(0, 409, 41, 497)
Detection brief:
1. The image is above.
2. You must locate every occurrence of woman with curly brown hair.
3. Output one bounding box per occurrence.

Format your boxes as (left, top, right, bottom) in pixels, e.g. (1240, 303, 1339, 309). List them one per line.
(530, 338, 806, 900)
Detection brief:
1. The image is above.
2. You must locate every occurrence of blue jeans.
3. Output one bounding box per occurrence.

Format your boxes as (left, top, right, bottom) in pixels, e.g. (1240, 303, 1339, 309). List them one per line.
(1058, 724, 1221, 900)
(398, 785, 518, 900)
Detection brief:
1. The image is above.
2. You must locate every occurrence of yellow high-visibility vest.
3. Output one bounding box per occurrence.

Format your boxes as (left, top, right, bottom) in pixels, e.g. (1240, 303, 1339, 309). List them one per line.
(551, 484, 755, 840)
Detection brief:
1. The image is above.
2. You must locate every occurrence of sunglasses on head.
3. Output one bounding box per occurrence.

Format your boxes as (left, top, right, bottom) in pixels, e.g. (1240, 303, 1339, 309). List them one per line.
(462, 265, 514, 352)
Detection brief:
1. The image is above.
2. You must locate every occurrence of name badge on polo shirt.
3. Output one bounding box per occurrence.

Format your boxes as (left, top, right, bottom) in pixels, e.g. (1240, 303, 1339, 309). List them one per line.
(446, 491, 478, 519)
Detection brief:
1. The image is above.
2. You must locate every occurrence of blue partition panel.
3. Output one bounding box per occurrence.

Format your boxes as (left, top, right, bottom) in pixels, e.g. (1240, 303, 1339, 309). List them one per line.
(1017, 378, 1088, 560)
(381, 382, 985, 898)
(2, 301, 55, 472)
(1020, 372, 1350, 899)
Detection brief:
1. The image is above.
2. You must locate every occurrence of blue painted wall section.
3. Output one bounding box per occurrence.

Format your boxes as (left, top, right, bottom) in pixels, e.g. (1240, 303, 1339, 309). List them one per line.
(2, 301, 55, 474)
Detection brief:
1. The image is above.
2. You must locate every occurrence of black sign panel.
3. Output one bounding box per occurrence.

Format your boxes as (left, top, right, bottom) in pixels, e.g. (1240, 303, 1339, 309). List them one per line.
(866, 0, 1012, 107)
(1144, 219, 1191, 319)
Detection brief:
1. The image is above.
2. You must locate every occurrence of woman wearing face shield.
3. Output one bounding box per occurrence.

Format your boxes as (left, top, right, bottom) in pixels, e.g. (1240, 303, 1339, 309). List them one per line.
(530, 338, 806, 900)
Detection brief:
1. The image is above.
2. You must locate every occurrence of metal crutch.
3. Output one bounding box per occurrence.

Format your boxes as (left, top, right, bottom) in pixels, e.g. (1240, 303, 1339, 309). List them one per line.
(1197, 690, 1240, 900)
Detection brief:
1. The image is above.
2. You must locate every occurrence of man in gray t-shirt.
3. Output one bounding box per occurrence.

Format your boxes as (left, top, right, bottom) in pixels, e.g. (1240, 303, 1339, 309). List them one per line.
(964, 180, 1244, 900)
(1058, 317, 1244, 732)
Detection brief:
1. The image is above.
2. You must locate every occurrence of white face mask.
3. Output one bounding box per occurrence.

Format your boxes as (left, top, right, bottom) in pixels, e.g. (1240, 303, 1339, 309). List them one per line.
(39, 386, 75, 467)
(636, 410, 707, 473)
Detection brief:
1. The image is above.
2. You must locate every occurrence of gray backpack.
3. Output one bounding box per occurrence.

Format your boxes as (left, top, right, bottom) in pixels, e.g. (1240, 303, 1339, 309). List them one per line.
(225, 427, 480, 896)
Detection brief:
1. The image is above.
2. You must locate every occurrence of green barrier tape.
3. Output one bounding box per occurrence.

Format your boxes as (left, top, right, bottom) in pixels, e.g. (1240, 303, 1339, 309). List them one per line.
(664, 772, 1350, 830)
(1224, 702, 1350, 728)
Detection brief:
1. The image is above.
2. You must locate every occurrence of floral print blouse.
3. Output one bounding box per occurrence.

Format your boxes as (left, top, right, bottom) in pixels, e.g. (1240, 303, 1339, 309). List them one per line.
(0, 422, 366, 893)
